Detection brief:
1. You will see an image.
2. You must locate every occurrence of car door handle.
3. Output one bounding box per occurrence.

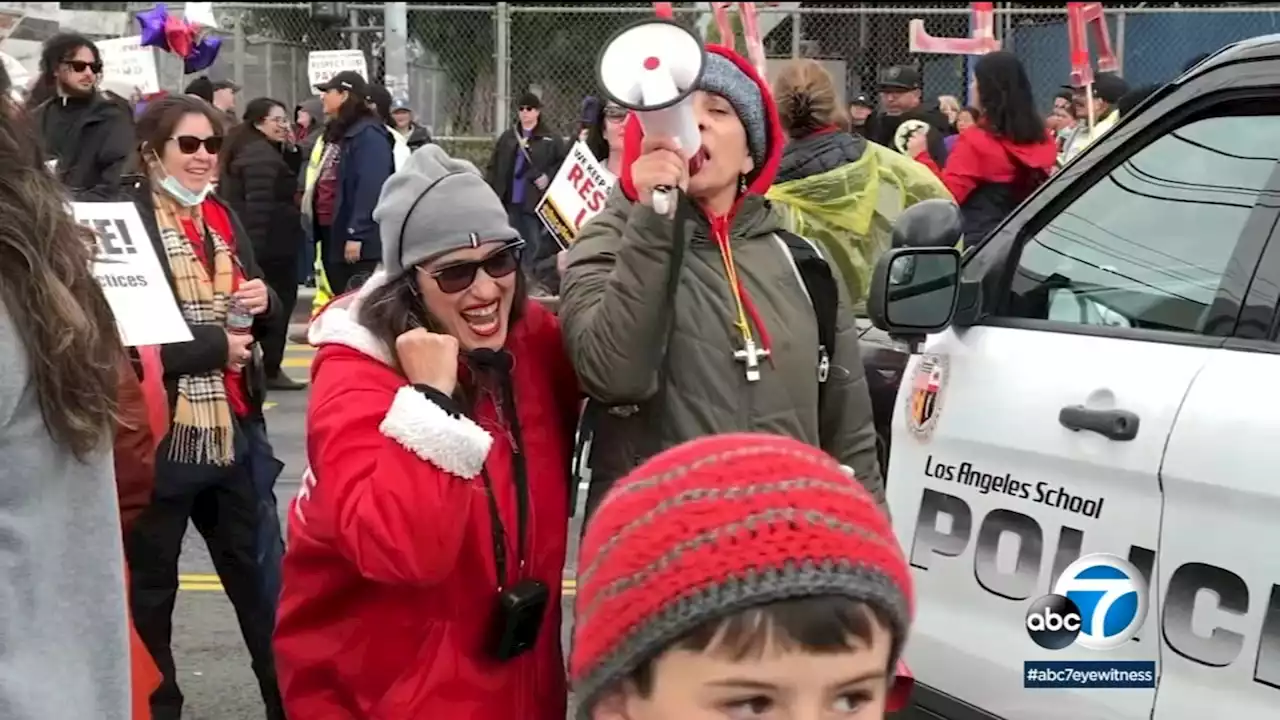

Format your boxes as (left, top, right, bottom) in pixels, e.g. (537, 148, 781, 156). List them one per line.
(1058, 406, 1140, 442)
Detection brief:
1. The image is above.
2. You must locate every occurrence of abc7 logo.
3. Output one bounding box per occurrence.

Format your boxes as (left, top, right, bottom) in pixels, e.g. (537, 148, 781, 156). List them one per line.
(1025, 553, 1149, 651)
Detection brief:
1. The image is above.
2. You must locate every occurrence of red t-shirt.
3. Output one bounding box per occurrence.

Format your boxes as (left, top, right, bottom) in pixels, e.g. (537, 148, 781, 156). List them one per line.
(179, 198, 251, 418)
(314, 142, 341, 227)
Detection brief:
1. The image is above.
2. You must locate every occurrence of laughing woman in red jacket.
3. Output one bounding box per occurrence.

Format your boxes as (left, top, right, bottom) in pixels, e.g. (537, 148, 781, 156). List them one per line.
(274, 144, 579, 720)
(907, 51, 1057, 245)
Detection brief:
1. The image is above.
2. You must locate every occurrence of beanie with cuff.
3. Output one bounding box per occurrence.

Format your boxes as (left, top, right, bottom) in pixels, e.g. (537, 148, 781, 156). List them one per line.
(697, 50, 768, 174)
(372, 144, 521, 281)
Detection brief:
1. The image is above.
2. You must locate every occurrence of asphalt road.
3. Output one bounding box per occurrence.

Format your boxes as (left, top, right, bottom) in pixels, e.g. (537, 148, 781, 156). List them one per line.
(169, 338, 585, 718)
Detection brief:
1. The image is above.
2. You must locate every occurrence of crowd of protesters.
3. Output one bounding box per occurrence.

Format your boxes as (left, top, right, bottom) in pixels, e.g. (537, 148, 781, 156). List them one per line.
(0, 22, 1196, 720)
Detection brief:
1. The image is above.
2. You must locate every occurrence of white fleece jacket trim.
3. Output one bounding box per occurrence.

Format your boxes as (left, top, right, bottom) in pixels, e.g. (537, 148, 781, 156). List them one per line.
(379, 386, 493, 479)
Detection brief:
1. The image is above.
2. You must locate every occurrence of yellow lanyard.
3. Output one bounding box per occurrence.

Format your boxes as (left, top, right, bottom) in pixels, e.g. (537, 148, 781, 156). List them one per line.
(715, 233, 753, 347)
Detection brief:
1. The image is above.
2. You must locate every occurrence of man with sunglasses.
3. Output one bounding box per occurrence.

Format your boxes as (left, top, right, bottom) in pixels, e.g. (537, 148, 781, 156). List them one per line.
(484, 91, 567, 294)
(1058, 71, 1129, 167)
(32, 33, 136, 201)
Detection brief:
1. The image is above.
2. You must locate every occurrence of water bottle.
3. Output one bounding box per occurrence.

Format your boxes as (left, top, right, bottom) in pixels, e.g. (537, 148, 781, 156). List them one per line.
(227, 296, 254, 335)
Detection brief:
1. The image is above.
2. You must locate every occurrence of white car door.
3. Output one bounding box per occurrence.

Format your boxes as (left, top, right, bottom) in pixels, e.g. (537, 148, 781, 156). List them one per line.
(1153, 347, 1280, 720)
(893, 99, 1280, 719)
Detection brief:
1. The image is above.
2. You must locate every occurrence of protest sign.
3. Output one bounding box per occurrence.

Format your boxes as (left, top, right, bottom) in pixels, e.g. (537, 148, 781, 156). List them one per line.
(909, 1, 999, 55)
(1067, 2, 1118, 88)
(76, 202, 191, 347)
(535, 141, 616, 248)
(97, 36, 160, 95)
(308, 49, 368, 93)
(0, 51, 27, 96)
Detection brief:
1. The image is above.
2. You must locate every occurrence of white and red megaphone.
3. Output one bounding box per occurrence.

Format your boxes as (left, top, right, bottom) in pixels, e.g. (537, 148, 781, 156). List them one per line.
(598, 17, 705, 215)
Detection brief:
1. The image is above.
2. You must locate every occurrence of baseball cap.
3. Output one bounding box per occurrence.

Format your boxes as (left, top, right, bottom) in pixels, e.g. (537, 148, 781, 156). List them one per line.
(314, 70, 368, 98)
(183, 76, 214, 102)
(878, 65, 922, 90)
(366, 83, 392, 118)
(517, 91, 542, 110)
(851, 93, 874, 108)
(1062, 72, 1130, 104)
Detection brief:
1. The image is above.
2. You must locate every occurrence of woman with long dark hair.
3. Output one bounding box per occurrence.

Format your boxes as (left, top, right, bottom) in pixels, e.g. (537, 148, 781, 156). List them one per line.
(219, 97, 307, 391)
(581, 97, 625, 176)
(906, 50, 1057, 245)
(301, 71, 395, 298)
(0, 55, 132, 719)
(276, 144, 578, 719)
(124, 95, 286, 720)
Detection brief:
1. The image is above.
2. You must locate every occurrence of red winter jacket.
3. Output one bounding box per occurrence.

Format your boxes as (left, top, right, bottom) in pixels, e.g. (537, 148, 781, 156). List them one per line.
(274, 274, 579, 720)
(914, 124, 1057, 243)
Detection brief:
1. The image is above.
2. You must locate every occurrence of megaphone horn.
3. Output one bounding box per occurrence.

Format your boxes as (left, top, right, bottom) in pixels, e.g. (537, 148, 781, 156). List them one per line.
(598, 17, 706, 215)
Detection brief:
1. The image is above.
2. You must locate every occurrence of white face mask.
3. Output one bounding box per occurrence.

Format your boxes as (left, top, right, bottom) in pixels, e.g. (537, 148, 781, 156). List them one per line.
(151, 150, 212, 207)
(158, 173, 212, 207)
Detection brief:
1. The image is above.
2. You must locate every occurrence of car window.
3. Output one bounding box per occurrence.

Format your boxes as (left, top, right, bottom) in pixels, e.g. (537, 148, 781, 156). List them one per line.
(1006, 112, 1280, 334)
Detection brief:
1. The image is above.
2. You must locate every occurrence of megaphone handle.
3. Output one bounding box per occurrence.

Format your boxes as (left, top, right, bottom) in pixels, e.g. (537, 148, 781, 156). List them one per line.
(653, 186, 675, 216)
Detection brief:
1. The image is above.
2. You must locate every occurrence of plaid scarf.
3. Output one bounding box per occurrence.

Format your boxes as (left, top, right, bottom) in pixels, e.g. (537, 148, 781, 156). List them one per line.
(153, 189, 236, 466)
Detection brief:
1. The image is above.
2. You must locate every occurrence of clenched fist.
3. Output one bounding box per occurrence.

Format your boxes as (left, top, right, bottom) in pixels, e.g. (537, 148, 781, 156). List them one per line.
(632, 135, 688, 209)
(396, 328, 460, 396)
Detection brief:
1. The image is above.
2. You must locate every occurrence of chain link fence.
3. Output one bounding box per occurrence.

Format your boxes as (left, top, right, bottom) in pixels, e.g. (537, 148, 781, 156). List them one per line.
(112, 2, 1280, 163)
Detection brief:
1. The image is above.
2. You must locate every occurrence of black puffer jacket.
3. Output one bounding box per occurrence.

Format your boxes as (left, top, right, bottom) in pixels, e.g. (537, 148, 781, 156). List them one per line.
(775, 130, 867, 184)
(218, 130, 304, 264)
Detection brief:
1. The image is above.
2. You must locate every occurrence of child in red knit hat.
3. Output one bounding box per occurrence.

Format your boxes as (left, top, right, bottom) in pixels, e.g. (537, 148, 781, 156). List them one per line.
(570, 432, 914, 719)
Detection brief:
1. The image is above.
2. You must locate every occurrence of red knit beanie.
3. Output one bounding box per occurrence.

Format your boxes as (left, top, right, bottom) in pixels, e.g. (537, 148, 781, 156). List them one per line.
(570, 432, 913, 713)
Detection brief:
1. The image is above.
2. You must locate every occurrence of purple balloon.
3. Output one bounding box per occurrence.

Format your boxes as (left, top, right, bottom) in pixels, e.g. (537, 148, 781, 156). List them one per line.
(137, 4, 171, 51)
(184, 34, 222, 74)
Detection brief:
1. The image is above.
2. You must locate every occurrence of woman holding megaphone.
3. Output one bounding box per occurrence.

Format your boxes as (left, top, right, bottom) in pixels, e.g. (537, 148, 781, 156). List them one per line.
(559, 41, 885, 518)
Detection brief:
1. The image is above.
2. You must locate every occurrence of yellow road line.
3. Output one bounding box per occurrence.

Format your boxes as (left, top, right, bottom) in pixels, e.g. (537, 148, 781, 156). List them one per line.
(281, 357, 314, 369)
(286, 344, 313, 352)
(178, 574, 578, 594)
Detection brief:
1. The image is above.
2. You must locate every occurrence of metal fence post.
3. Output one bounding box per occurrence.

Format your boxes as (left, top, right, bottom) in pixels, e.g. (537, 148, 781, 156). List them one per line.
(384, 2, 410, 106)
(790, 10, 801, 59)
(495, 2, 510, 137)
(234, 14, 246, 89)
(1116, 10, 1127, 76)
(265, 41, 274, 100)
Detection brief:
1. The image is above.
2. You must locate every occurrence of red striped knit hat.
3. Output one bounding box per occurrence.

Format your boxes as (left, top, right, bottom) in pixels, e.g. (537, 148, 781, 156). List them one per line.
(570, 433, 914, 713)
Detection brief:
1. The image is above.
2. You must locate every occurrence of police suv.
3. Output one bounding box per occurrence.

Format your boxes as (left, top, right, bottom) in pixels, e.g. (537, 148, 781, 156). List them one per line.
(873, 36, 1280, 720)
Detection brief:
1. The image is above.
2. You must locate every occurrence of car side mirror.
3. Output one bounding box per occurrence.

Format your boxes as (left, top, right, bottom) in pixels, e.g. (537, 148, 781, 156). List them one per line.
(891, 198, 964, 249)
(867, 247, 962, 348)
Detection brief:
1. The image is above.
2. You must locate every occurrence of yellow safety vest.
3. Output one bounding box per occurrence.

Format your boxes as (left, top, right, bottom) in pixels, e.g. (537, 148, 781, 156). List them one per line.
(305, 138, 333, 317)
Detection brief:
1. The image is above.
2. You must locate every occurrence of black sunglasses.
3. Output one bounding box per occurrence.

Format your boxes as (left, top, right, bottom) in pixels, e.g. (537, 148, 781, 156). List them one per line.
(423, 243, 524, 294)
(64, 60, 103, 74)
(518, 105, 538, 112)
(171, 135, 224, 154)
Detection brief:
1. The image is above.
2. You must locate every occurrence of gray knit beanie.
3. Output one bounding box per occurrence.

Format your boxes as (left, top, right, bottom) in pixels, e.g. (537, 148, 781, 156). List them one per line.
(373, 144, 520, 280)
(697, 50, 768, 174)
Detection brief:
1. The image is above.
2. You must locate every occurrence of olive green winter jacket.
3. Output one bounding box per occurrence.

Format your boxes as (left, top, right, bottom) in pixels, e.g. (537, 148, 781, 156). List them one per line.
(558, 188, 885, 512)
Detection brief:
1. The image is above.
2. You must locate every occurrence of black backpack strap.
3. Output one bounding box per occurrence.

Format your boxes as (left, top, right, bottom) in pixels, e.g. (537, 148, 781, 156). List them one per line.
(774, 230, 839, 390)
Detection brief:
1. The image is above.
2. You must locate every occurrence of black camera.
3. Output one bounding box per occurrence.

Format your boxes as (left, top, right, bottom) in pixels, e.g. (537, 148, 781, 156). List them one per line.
(490, 578, 549, 661)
